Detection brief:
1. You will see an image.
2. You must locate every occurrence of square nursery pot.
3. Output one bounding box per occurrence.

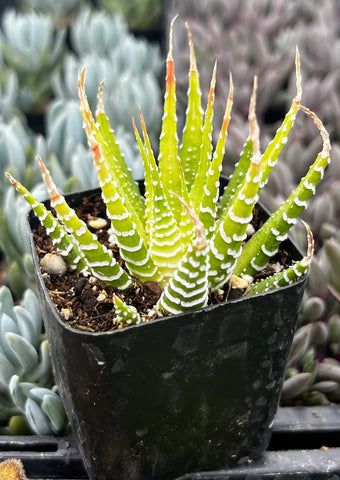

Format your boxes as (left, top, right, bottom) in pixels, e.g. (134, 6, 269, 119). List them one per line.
(27, 180, 308, 480)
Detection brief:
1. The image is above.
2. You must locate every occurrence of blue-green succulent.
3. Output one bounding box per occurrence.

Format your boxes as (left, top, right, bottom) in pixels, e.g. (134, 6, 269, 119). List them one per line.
(0, 286, 67, 434)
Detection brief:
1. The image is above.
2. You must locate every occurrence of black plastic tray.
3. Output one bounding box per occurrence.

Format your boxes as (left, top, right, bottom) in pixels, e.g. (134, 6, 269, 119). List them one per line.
(1, 406, 340, 479)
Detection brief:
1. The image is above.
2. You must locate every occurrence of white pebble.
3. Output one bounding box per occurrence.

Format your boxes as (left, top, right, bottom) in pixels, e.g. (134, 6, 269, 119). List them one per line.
(40, 254, 67, 276)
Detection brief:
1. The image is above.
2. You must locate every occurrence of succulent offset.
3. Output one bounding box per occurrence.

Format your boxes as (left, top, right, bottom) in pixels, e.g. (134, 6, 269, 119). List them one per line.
(6, 21, 329, 324)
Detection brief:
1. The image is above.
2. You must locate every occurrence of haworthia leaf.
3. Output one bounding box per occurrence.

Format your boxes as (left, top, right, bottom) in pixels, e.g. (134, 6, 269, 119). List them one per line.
(247, 221, 314, 295)
(218, 51, 301, 216)
(134, 114, 183, 284)
(5, 172, 87, 272)
(79, 71, 146, 242)
(113, 294, 143, 326)
(158, 18, 182, 224)
(234, 105, 330, 277)
(179, 23, 203, 191)
(198, 75, 233, 238)
(157, 198, 209, 314)
(79, 83, 161, 284)
(95, 79, 146, 224)
(190, 62, 216, 213)
(177, 161, 195, 248)
(258, 50, 302, 190)
(37, 156, 133, 290)
(209, 87, 262, 291)
(217, 78, 255, 216)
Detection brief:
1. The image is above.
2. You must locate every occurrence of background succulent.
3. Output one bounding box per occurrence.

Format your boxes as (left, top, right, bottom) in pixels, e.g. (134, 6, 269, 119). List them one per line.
(0, 9, 66, 112)
(46, 8, 162, 166)
(0, 285, 67, 435)
(21, 0, 86, 27)
(0, 4, 158, 297)
(96, 0, 164, 33)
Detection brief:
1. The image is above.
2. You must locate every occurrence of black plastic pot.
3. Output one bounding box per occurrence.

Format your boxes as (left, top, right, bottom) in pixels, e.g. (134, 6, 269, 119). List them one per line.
(27, 182, 307, 480)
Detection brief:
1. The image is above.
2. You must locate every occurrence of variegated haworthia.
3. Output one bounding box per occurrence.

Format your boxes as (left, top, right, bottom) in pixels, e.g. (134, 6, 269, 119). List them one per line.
(6, 20, 330, 325)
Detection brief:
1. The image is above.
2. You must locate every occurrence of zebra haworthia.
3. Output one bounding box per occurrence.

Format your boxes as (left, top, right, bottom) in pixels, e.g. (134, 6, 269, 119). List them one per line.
(6, 22, 330, 323)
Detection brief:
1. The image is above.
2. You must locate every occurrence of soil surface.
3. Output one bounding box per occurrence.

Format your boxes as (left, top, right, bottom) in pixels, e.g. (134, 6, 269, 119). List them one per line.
(33, 194, 293, 333)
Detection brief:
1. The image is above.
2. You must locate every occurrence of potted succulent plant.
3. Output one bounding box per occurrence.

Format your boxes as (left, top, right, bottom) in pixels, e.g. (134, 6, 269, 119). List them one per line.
(5, 19, 330, 480)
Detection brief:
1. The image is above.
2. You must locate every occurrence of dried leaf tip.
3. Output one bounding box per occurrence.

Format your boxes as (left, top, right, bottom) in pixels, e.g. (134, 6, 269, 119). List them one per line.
(78, 67, 86, 101)
(167, 15, 178, 61)
(206, 61, 217, 106)
(211, 60, 217, 88)
(299, 105, 331, 157)
(5, 171, 17, 186)
(78, 67, 97, 150)
(185, 22, 197, 72)
(228, 73, 234, 101)
(96, 80, 106, 117)
(300, 220, 314, 267)
(36, 155, 60, 203)
(248, 76, 261, 164)
(295, 47, 302, 102)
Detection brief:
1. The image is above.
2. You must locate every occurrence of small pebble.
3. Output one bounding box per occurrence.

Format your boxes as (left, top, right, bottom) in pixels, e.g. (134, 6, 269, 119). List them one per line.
(40, 254, 67, 276)
(61, 308, 73, 320)
(88, 216, 107, 229)
(246, 224, 255, 237)
(97, 292, 107, 302)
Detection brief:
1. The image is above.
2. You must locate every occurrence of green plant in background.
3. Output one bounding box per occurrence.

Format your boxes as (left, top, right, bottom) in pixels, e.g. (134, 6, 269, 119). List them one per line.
(97, 0, 163, 32)
(7, 21, 328, 325)
(0, 10, 65, 112)
(0, 286, 67, 435)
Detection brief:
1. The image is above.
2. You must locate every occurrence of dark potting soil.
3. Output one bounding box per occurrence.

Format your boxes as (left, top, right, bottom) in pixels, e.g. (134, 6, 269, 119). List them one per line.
(33, 194, 293, 333)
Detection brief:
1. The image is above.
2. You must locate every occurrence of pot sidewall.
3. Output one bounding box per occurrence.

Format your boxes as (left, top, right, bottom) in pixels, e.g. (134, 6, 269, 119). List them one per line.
(27, 184, 307, 480)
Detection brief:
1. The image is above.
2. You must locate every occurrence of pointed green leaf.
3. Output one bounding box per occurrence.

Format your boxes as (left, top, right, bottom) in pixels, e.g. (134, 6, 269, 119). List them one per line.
(158, 18, 182, 223)
(113, 294, 143, 326)
(198, 76, 233, 238)
(234, 106, 330, 277)
(37, 157, 133, 290)
(247, 221, 314, 295)
(209, 96, 262, 291)
(6, 172, 87, 272)
(190, 62, 216, 212)
(158, 199, 209, 314)
(179, 23, 203, 191)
